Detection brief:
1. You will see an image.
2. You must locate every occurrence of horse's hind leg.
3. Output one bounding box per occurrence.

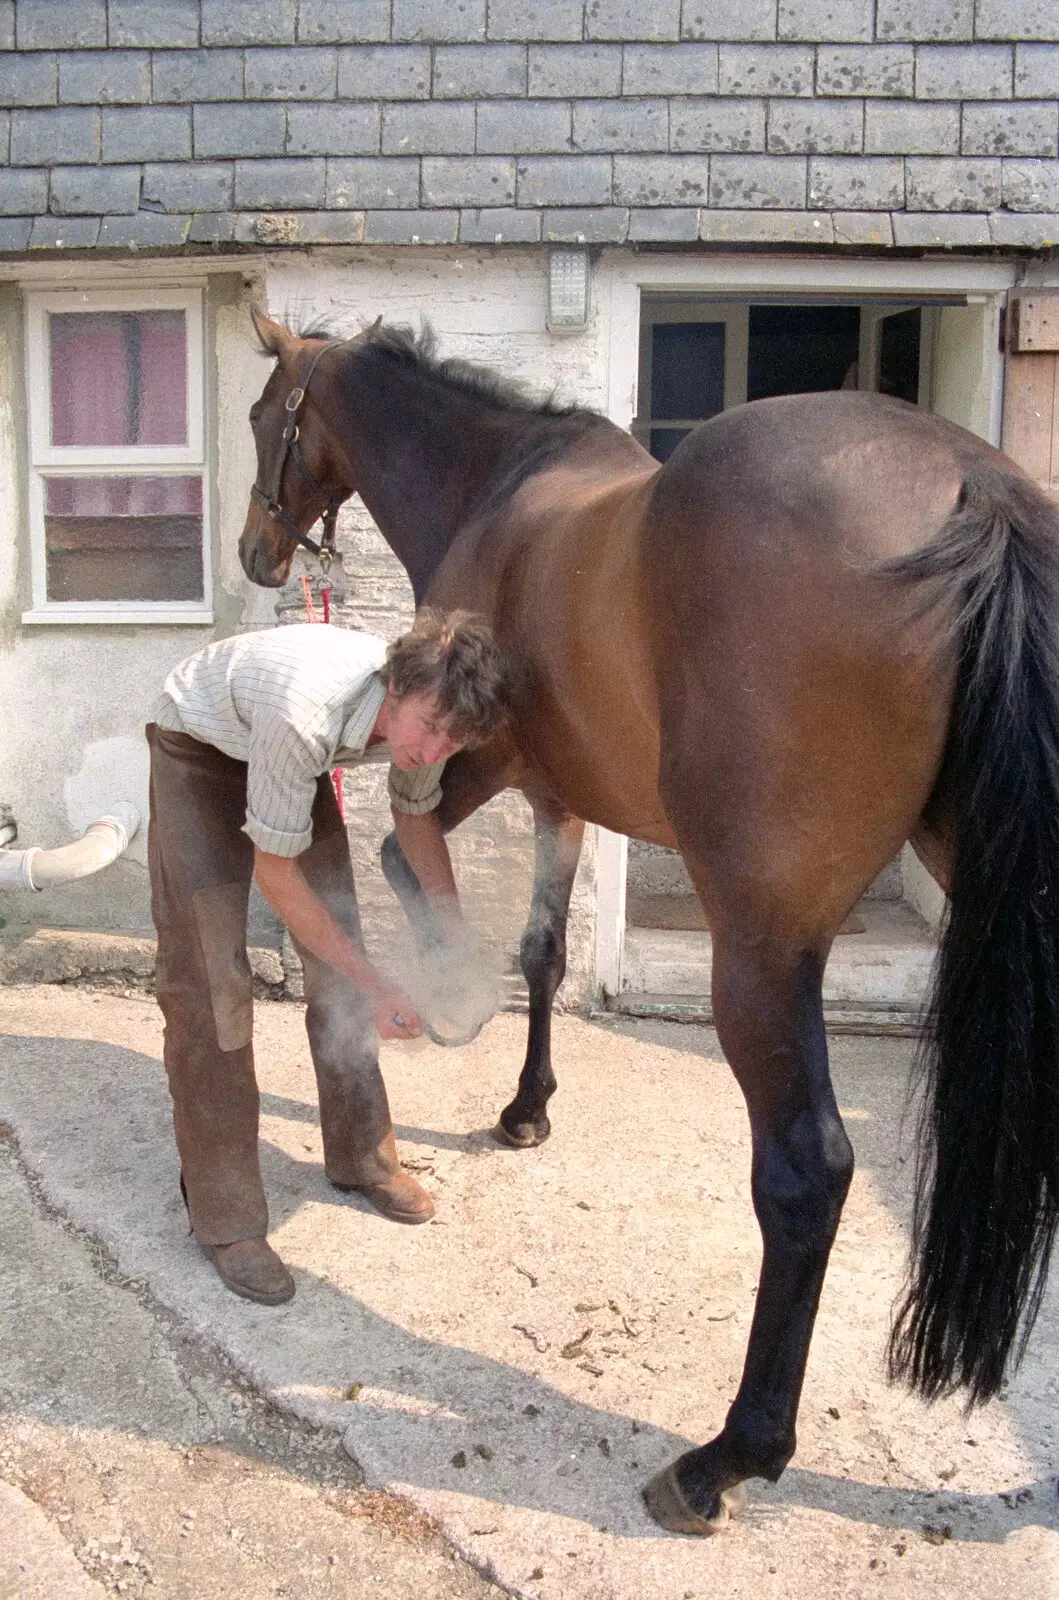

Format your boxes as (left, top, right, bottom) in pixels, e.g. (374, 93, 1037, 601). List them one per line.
(496, 796, 585, 1148)
(644, 917, 853, 1533)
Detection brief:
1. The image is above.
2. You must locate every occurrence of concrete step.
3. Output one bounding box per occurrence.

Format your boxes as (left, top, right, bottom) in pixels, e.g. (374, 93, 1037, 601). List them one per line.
(618, 899, 937, 1022)
(605, 992, 925, 1036)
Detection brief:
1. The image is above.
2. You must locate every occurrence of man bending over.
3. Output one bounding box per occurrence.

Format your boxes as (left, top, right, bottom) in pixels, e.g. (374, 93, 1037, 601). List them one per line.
(147, 610, 507, 1305)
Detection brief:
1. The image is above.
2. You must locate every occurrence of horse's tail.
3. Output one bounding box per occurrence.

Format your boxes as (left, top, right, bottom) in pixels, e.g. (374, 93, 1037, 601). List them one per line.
(886, 461, 1059, 1405)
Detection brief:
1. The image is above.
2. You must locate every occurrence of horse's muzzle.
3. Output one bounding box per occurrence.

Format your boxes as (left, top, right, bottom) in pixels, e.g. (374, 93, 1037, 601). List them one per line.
(239, 522, 292, 588)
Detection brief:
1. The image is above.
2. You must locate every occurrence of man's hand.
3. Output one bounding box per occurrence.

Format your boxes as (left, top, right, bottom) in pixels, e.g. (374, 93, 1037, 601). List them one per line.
(371, 978, 423, 1041)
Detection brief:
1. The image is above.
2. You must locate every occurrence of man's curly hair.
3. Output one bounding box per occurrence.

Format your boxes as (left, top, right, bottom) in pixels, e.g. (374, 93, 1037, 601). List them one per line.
(385, 609, 508, 748)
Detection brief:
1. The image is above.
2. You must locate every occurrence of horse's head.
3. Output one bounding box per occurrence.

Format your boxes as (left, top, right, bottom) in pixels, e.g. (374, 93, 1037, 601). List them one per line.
(239, 307, 353, 588)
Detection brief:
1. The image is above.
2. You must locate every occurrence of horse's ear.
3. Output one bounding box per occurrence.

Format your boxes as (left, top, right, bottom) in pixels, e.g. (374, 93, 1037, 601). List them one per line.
(250, 304, 296, 361)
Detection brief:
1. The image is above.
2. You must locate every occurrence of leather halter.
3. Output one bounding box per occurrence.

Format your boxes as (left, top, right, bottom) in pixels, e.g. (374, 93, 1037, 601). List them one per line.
(250, 339, 347, 568)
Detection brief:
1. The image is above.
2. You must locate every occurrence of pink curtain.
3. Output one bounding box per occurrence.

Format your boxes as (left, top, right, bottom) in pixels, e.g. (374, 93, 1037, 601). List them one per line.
(137, 315, 187, 445)
(46, 476, 201, 518)
(50, 311, 187, 450)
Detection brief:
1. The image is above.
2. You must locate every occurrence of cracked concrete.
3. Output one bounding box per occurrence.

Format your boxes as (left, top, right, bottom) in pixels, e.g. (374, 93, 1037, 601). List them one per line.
(0, 1478, 107, 1599)
(0, 984, 1056, 1599)
(0, 1123, 499, 1599)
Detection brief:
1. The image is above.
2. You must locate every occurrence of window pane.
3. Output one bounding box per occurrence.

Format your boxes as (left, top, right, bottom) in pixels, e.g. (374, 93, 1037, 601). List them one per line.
(49, 310, 188, 448)
(44, 475, 203, 602)
(650, 323, 726, 422)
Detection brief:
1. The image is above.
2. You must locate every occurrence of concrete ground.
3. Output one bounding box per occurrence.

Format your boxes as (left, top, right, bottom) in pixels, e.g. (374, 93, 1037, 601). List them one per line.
(0, 1101, 497, 1599)
(0, 984, 1056, 1600)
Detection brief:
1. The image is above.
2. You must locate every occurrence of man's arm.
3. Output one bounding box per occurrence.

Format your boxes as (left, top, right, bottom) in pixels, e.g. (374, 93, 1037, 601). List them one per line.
(391, 808, 461, 926)
(253, 848, 421, 1040)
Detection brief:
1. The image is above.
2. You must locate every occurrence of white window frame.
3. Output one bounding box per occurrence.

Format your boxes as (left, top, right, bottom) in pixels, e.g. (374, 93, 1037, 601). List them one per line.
(22, 284, 212, 625)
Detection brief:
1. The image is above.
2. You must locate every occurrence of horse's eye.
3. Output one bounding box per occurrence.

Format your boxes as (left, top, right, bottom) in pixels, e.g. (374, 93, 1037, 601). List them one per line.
(249, 403, 262, 427)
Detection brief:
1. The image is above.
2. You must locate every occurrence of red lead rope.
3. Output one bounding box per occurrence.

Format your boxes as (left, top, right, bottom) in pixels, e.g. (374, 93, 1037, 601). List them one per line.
(301, 574, 346, 820)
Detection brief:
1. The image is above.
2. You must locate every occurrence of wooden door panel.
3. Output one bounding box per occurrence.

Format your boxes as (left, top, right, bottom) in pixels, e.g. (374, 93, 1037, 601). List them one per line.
(1003, 294, 1059, 501)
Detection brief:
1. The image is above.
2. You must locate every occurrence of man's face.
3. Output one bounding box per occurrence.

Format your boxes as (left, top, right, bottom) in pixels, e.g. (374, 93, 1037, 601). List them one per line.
(385, 690, 464, 770)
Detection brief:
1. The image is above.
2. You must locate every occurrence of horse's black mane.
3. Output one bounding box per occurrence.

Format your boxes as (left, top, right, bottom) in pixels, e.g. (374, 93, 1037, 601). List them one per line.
(290, 317, 613, 518)
(296, 317, 598, 425)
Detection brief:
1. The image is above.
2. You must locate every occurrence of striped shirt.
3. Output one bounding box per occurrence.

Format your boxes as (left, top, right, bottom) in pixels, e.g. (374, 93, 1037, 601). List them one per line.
(154, 625, 444, 858)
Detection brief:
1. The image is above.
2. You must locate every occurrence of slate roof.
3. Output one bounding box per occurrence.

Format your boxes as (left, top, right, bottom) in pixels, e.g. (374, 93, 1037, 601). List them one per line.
(0, 1, 1056, 252)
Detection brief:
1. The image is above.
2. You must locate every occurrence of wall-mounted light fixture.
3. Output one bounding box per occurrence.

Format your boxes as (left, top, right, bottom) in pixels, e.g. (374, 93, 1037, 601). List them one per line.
(546, 247, 591, 335)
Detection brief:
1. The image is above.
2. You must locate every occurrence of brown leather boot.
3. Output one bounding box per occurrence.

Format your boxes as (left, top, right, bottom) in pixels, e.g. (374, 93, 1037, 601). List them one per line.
(198, 1237, 296, 1304)
(325, 1123, 435, 1224)
(329, 1168, 436, 1225)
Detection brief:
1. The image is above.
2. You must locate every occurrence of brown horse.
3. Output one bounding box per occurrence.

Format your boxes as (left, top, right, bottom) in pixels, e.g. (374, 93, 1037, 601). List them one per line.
(240, 308, 1059, 1536)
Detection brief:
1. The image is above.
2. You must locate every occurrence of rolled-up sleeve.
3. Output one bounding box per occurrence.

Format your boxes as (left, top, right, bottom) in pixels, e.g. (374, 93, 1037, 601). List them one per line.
(243, 803, 315, 858)
(388, 760, 445, 816)
(244, 711, 328, 857)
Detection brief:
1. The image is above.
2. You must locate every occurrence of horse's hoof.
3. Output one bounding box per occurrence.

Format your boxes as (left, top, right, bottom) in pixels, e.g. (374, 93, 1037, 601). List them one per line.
(493, 1111, 551, 1149)
(642, 1465, 746, 1536)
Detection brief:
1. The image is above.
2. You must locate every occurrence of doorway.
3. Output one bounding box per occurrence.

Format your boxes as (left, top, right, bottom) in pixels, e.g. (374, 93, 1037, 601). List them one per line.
(622, 295, 940, 1020)
(632, 296, 928, 464)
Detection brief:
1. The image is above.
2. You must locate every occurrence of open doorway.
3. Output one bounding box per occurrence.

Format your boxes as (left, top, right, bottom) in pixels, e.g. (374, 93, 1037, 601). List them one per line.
(747, 303, 861, 398)
(632, 296, 928, 463)
(623, 296, 939, 1016)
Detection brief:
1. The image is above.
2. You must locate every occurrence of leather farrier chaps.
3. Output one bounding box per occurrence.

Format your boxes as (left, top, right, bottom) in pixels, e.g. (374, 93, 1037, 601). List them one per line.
(146, 723, 400, 1246)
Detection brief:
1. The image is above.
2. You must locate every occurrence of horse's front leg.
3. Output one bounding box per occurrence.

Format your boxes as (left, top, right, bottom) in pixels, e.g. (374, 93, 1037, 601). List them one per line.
(496, 798, 585, 1149)
(644, 930, 854, 1533)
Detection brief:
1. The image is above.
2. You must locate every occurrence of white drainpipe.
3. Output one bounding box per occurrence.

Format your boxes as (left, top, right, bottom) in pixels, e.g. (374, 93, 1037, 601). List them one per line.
(0, 803, 141, 891)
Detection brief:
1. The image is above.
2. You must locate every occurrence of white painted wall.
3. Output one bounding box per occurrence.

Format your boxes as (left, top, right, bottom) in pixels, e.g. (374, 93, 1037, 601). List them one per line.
(930, 300, 1004, 445)
(900, 295, 1004, 930)
(0, 269, 279, 941)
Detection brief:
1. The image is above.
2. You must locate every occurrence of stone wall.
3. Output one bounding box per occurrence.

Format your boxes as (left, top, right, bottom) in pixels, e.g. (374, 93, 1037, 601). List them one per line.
(0, 1, 1055, 253)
